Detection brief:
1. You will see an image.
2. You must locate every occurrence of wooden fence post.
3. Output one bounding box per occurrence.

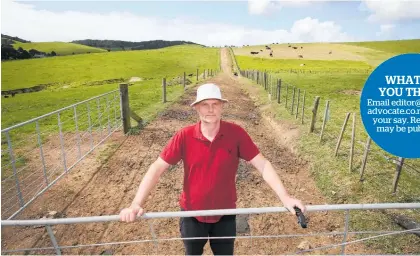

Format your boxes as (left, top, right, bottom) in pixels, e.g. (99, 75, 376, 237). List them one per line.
(320, 100, 330, 142)
(264, 73, 267, 90)
(392, 157, 405, 193)
(334, 113, 351, 156)
(277, 79, 281, 104)
(196, 69, 199, 81)
(119, 83, 131, 134)
(309, 96, 320, 133)
(285, 85, 289, 109)
(295, 88, 300, 119)
(162, 78, 167, 103)
(301, 90, 306, 124)
(291, 87, 296, 115)
(349, 113, 356, 172)
(359, 136, 371, 181)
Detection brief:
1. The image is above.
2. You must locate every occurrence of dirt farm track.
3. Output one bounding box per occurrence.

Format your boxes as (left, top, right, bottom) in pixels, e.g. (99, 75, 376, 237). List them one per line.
(1, 49, 382, 255)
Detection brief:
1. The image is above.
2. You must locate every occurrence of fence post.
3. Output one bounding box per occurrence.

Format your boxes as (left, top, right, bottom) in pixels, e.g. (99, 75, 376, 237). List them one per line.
(295, 88, 300, 119)
(334, 113, 351, 156)
(291, 87, 296, 114)
(119, 83, 131, 134)
(359, 136, 371, 181)
(309, 96, 320, 133)
(392, 157, 405, 193)
(285, 85, 289, 109)
(162, 78, 167, 103)
(349, 113, 356, 172)
(257, 71, 259, 85)
(196, 69, 199, 81)
(263, 72, 267, 91)
(320, 100, 330, 142)
(277, 79, 281, 104)
(301, 90, 306, 124)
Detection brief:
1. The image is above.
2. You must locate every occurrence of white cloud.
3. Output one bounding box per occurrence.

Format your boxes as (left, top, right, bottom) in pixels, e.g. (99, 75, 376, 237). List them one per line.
(376, 24, 396, 38)
(360, 0, 420, 23)
(1, 0, 355, 46)
(248, 0, 313, 15)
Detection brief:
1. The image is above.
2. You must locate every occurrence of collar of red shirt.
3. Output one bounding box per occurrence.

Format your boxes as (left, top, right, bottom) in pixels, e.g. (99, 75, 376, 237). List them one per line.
(193, 120, 226, 141)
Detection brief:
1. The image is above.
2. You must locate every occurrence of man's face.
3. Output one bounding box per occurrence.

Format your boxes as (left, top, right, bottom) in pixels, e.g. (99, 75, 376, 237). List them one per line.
(194, 99, 224, 124)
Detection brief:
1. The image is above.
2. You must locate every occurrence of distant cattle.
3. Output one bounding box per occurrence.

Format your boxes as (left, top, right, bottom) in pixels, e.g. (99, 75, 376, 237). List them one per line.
(292, 47, 298, 49)
(301, 47, 303, 49)
(298, 55, 303, 58)
(329, 51, 332, 54)
(270, 50, 273, 57)
(288, 45, 291, 48)
(260, 49, 263, 52)
(250, 51, 259, 54)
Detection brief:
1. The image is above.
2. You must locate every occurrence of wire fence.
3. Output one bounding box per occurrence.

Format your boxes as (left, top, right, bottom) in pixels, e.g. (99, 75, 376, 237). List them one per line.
(239, 68, 420, 196)
(1, 203, 419, 255)
(1, 90, 122, 220)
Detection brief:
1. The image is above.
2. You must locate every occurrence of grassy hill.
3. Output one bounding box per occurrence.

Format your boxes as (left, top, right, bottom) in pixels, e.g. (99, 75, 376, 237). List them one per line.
(2, 45, 217, 91)
(342, 39, 420, 54)
(12, 42, 106, 56)
(236, 56, 373, 73)
(1, 44, 220, 128)
(233, 39, 420, 67)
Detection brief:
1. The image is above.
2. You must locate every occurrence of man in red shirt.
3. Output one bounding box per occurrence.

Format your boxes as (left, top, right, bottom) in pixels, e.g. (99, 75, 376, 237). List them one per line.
(120, 83, 306, 255)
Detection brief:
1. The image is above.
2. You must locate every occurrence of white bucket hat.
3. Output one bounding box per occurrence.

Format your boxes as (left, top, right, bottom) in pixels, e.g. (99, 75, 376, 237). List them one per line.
(190, 83, 228, 106)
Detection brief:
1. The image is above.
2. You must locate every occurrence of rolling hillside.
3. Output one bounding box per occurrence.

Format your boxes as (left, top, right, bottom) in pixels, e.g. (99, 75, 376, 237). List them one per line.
(342, 39, 420, 54)
(12, 42, 107, 55)
(233, 39, 420, 67)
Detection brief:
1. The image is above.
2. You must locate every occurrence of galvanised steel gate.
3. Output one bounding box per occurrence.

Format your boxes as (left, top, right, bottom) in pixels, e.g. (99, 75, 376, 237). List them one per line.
(1, 90, 122, 220)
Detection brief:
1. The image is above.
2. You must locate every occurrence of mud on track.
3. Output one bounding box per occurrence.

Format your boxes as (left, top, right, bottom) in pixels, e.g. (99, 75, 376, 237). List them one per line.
(1, 49, 379, 255)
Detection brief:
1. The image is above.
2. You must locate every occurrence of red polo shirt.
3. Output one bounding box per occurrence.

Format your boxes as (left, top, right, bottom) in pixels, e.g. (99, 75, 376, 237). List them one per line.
(159, 120, 260, 223)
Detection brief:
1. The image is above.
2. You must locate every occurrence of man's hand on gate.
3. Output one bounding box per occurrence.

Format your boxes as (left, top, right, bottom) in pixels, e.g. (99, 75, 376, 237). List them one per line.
(119, 203, 144, 222)
(281, 195, 306, 215)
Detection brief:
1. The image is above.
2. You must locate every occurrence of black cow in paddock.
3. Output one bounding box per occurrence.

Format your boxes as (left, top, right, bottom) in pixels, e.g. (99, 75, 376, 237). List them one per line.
(250, 51, 259, 54)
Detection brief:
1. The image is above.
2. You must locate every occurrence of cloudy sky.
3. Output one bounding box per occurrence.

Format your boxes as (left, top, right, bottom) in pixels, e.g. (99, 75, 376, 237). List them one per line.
(1, 0, 420, 46)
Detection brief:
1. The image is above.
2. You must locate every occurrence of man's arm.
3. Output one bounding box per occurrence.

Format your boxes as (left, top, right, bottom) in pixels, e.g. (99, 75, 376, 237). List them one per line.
(249, 153, 306, 215)
(120, 157, 170, 222)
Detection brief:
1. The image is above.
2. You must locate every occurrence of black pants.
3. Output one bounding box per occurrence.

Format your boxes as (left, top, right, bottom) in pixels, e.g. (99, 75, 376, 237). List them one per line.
(179, 213, 236, 255)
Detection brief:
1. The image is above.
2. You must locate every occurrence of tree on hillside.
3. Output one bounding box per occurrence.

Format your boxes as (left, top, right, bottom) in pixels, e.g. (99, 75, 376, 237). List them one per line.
(19, 49, 31, 59)
(1, 34, 31, 43)
(71, 39, 202, 51)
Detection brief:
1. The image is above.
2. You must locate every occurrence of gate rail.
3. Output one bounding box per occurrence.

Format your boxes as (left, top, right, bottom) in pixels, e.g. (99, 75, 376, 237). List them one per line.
(2, 203, 419, 255)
